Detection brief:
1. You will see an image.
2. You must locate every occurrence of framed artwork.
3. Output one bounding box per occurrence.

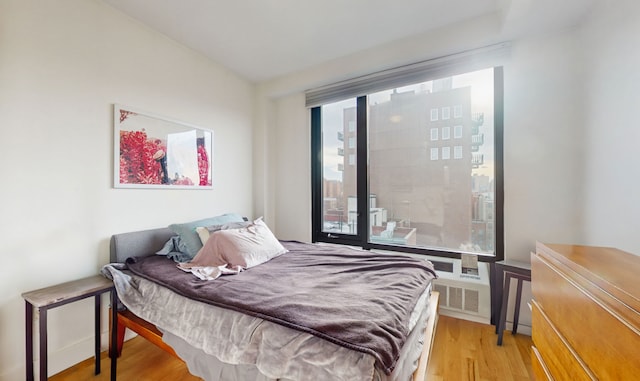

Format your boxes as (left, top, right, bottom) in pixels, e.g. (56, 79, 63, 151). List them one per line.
(114, 104, 213, 189)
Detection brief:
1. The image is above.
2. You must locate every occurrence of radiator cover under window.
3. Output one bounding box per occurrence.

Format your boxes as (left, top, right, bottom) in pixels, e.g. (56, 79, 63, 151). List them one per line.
(428, 257, 490, 323)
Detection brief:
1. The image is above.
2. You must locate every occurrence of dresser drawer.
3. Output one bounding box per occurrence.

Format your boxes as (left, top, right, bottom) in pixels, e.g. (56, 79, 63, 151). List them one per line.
(531, 345, 553, 381)
(531, 300, 594, 380)
(532, 251, 640, 380)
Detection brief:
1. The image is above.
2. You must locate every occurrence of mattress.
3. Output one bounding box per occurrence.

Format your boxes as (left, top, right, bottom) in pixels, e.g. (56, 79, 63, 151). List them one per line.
(103, 263, 433, 381)
(162, 289, 433, 381)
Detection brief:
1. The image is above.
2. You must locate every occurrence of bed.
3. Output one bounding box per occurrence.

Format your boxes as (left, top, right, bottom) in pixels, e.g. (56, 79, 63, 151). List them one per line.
(103, 214, 439, 381)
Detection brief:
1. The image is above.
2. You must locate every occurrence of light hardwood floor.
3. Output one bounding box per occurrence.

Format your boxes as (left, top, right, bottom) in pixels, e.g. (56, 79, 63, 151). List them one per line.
(427, 316, 533, 381)
(50, 315, 533, 381)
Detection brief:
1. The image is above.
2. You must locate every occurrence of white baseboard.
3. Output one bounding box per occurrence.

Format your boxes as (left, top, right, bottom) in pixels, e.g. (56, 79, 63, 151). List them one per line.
(439, 309, 532, 336)
(439, 308, 491, 325)
(504, 321, 532, 336)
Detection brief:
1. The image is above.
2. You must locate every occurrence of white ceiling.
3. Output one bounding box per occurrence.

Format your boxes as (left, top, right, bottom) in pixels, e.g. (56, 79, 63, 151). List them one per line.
(102, 0, 596, 83)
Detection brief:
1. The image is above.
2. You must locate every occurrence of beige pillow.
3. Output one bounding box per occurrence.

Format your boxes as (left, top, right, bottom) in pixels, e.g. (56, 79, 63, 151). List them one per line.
(195, 226, 211, 246)
(189, 218, 287, 269)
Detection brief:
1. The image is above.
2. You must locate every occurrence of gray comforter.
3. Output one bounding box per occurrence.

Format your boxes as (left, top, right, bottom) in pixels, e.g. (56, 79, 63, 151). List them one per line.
(124, 241, 436, 375)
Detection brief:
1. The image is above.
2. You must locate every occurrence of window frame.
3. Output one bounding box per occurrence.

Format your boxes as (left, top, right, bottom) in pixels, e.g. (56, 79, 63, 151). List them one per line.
(454, 145, 463, 159)
(454, 125, 463, 139)
(311, 67, 504, 262)
(442, 146, 451, 160)
(454, 104, 463, 118)
(430, 128, 439, 141)
(442, 106, 451, 120)
(430, 108, 438, 121)
(442, 126, 451, 140)
(430, 147, 439, 161)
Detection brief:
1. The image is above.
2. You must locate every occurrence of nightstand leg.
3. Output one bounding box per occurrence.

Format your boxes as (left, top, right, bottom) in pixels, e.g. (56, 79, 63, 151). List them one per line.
(39, 308, 47, 381)
(110, 290, 118, 381)
(513, 279, 523, 334)
(26, 301, 34, 381)
(493, 263, 503, 332)
(95, 294, 101, 375)
(497, 274, 511, 345)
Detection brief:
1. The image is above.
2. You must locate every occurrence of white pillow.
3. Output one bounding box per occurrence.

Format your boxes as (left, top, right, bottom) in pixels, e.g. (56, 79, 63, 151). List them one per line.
(188, 218, 287, 269)
(195, 220, 253, 245)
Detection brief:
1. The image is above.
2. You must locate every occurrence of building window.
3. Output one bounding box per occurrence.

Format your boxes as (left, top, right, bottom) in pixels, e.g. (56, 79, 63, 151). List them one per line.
(454, 125, 463, 139)
(454, 105, 462, 118)
(430, 108, 438, 121)
(430, 147, 439, 160)
(442, 146, 451, 160)
(442, 106, 450, 120)
(348, 120, 356, 132)
(311, 65, 504, 261)
(454, 146, 463, 159)
(430, 128, 439, 141)
(442, 126, 451, 140)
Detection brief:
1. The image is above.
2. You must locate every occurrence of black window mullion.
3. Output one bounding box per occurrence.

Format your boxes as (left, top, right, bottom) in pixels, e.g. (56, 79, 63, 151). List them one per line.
(310, 106, 322, 243)
(356, 96, 369, 248)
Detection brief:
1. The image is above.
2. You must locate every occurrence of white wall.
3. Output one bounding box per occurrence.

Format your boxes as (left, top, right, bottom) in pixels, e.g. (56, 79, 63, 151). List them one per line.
(504, 32, 585, 259)
(580, 0, 640, 255)
(0, 0, 253, 379)
(272, 93, 311, 240)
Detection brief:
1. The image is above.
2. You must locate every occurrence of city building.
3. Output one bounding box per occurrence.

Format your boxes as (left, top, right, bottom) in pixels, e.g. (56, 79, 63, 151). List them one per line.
(333, 79, 493, 252)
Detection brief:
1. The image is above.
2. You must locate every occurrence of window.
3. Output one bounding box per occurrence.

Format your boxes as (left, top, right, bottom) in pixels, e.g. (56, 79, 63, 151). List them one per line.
(442, 146, 451, 160)
(442, 126, 451, 140)
(442, 106, 450, 120)
(310, 45, 505, 260)
(454, 145, 463, 159)
(454, 125, 463, 139)
(430, 147, 439, 160)
(315, 98, 358, 235)
(454, 105, 462, 118)
(430, 128, 439, 141)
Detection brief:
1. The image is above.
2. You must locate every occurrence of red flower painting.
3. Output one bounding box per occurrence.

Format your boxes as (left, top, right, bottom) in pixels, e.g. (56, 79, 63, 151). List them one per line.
(197, 140, 210, 186)
(119, 130, 211, 186)
(119, 130, 166, 184)
(116, 105, 213, 188)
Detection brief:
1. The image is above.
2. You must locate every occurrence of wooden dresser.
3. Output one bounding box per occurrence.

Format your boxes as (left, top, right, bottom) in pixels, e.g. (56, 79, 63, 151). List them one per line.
(531, 243, 640, 380)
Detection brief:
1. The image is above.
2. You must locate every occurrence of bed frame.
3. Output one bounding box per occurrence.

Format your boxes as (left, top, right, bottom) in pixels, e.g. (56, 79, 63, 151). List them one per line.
(108, 227, 439, 380)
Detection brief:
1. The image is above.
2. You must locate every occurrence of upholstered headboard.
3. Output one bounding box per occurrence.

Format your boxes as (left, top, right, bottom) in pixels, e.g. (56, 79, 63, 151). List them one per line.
(110, 227, 174, 263)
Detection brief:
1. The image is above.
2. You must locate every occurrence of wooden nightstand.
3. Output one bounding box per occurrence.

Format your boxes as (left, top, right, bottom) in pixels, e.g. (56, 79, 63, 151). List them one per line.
(22, 275, 118, 381)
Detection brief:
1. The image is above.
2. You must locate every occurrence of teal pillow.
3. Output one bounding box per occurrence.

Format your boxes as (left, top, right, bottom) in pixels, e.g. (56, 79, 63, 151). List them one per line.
(169, 213, 245, 259)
